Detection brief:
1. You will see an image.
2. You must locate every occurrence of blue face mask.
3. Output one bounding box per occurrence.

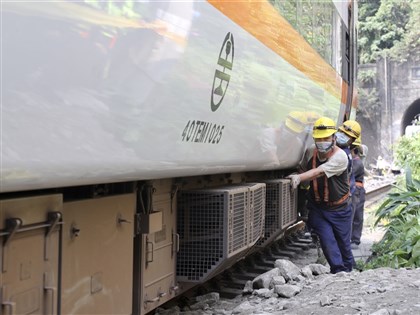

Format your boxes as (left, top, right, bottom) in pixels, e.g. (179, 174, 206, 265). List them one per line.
(336, 131, 351, 147)
(315, 141, 333, 153)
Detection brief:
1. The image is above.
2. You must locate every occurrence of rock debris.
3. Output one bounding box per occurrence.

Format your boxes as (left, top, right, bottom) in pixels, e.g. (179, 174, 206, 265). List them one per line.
(155, 259, 420, 315)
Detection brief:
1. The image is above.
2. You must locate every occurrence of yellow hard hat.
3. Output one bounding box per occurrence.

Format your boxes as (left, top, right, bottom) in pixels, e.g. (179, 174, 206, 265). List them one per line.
(285, 111, 306, 133)
(312, 117, 337, 139)
(339, 120, 361, 139)
(353, 136, 362, 146)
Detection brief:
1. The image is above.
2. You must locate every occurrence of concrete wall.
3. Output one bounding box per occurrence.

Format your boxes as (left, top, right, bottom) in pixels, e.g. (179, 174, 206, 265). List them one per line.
(357, 57, 420, 166)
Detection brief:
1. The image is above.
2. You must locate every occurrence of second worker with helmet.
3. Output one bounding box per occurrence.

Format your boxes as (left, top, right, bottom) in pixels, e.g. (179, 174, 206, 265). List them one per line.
(287, 117, 354, 273)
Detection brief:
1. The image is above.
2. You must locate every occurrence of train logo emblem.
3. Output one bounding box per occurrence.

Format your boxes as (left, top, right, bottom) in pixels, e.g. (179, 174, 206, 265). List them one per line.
(211, 32, 234, 112)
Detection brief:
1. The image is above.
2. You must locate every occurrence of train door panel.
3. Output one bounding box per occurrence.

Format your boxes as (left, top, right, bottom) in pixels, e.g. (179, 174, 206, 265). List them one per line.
(141, 180, 177, 315)
(0, 195, 62, 315)
(61, 194, 135, 315)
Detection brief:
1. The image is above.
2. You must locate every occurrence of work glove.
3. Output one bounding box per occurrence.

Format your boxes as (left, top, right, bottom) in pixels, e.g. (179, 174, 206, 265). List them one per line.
(286, 174, 301, 190)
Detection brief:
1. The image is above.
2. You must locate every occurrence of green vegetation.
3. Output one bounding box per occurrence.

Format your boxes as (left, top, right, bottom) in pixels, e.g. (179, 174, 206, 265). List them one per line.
(269, 0, 335, 69)
(356, 87, 380, 121)
(362, 134, 420, 269)
(357, 69, 377, 85)
(394, 133, 420, 180)
(365, 180, 420, 269)
(358, 0, 420, 63)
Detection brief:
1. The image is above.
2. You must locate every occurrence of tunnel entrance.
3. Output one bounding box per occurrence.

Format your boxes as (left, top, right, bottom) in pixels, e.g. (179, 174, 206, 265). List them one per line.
(401, 98, 420, 135)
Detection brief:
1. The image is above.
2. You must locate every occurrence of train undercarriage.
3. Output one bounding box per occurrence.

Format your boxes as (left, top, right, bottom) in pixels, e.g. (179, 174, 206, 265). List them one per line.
(0, 171, 298, 315)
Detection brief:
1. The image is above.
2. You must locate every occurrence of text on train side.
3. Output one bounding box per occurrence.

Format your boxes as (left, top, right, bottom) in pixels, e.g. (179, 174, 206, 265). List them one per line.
(181, 120, 225, 144)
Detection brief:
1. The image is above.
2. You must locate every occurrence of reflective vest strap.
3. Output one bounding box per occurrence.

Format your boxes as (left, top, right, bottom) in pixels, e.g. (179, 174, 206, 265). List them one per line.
(312, 147, 349, 207)
(312, 149, 321, 202)
(323, 176, 329, 202)
(312, 149, 330, 203)
(327, 191, 350, 206)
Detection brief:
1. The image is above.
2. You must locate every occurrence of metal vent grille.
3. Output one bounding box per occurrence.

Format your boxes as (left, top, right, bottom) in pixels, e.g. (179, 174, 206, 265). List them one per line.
(280, 180, 298, 229)
(228, 191, 247, 255)
(176, 184, 265, 283)
(239, 183, 266, 245)
(257, 179, 297, 245)
(176, 191, 226, 282)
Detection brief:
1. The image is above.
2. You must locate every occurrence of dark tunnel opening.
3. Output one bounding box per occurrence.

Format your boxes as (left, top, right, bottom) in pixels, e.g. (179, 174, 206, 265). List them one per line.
(401, 98, 420, 135)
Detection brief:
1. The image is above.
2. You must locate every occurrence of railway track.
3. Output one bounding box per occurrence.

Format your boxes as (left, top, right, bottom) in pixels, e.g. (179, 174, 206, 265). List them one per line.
(364, 179, 395, 208)
(155, 180, 395, 313)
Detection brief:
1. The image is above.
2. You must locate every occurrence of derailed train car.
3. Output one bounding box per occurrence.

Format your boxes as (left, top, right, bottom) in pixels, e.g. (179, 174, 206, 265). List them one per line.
(1, 0, 358, 314)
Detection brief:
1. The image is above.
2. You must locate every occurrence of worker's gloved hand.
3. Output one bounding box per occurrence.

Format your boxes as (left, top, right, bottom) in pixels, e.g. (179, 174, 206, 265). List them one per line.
(286, 174, 301, 189)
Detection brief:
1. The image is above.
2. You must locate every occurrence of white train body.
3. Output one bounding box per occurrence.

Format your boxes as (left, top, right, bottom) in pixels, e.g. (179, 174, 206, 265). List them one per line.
(2, 1, 352, 193)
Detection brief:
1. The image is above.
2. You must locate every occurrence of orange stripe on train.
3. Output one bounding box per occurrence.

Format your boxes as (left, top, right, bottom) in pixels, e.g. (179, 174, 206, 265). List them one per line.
(208, 0, 342, 99)
(341, 81, 348, 105)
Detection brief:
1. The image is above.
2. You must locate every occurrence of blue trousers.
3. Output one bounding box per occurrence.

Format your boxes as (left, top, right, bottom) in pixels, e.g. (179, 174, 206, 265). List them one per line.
(351, 186, 366, 244)
(308, 203, 354, 273)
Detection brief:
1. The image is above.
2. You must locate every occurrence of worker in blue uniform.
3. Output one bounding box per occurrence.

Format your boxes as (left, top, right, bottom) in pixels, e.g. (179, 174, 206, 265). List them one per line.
(287, 117, 354, 273)
(350, 137, 366, 248)
(335, 120, 363, 251)
(335, 120, 362, 199)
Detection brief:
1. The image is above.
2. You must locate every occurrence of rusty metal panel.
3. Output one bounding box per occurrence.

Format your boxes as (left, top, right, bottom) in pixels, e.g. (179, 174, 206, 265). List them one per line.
(61, 194, 135, 315)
